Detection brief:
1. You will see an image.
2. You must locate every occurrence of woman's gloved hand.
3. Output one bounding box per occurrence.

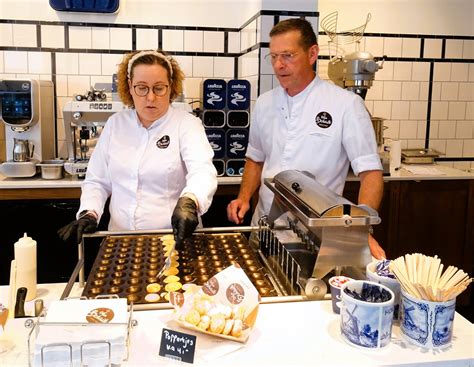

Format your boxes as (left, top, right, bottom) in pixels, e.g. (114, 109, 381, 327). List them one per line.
(171, 197, 198, 251)
(57, 211, 97, 245)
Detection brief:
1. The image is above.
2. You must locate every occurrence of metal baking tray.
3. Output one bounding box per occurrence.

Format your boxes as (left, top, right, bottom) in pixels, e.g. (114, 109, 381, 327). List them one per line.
(81, 232, 281, 305)
(401, 148, 441, 164)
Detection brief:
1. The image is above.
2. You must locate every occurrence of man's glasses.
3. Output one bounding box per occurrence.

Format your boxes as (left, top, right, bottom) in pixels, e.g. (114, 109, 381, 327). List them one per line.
(264, 52, 299, 65)
(133, 84, 169, 97)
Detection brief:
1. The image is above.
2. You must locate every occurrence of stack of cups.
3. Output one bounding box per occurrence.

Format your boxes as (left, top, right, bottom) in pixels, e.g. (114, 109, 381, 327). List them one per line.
(328, 276, 353, 314)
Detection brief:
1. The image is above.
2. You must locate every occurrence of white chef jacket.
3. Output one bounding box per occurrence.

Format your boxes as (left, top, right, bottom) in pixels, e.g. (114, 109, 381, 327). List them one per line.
(79, 106, 217, 230)
(246, 75, 382, 225)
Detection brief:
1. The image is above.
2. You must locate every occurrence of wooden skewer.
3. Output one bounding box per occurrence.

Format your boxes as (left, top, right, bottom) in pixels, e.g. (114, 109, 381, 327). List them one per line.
(433, 262, 444, 294)
(391, 259, 422, 299)
(438, 266, 458, 290)
(444, 272, 468, 291)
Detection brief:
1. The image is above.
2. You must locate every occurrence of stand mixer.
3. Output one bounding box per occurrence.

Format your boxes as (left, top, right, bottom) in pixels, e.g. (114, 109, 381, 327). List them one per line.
(0, 79, 55, 177)
(321, 12, 389, 173)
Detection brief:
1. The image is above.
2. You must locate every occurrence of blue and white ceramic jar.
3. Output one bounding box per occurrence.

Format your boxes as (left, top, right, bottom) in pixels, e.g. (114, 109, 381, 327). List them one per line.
(340, 280, 395, 349)
(399, 289, 456, 349)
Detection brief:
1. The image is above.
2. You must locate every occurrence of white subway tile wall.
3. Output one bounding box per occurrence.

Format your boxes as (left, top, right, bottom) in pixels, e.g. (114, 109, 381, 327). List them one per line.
(92, 27, 110, 50)
(0, 24, 13, 47)
(101, 53, 123, 75)
(79, 53, 102, 75)
(184, 30, 203, 52)
(424, 39, 442, 58)
(13, 24, 36, 47)
(0, 14, 472, 168)
(4, 51, 28, 73)
(203, 31, 224, 53)
(193, 56, 214, 77)
(41, 25, 65, 49)
(446, 39, 464, 59)
(0, 51, 4, 73)
(56, 53, 79, 75)
(228, 31, 240, 54)
(401, 38, 420, 58)
(463, 40, 473, 59)
(28, 52, 51, 74)
(174, 55, 193, 77)
(240, 20, 257, 51)
(136, 29, 158, 50)
(213, 57, 234, 78)
(110, 28, 132, 50)
(69, 26, 92, 49)
(162, 29, 184, 51)
(384, 38, 402, 57)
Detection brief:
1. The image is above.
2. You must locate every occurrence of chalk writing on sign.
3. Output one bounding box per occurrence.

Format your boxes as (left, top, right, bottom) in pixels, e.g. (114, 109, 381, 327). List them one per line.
(159, 328, 197, 364)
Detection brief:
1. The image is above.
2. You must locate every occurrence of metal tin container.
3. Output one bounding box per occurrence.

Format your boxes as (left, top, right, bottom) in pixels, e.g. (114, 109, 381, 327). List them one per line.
(37, 159, 64, 179)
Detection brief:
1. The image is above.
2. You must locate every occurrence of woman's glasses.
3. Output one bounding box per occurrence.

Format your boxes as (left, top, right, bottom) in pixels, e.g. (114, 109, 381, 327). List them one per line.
(133, 84, 169, 97)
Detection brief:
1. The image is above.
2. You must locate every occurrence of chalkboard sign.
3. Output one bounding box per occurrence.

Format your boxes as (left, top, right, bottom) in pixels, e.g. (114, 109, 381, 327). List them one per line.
(159, 328, 197, 364)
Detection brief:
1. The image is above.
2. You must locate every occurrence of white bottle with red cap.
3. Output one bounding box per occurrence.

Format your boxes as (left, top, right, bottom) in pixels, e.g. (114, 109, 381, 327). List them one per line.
(14, 233, 37, 301)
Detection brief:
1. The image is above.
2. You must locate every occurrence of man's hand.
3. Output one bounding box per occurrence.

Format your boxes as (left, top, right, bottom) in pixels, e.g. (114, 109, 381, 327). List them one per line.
(368, 234, 386, 260)
(171, 197, 199, 251)
(57, 213, 97, 245)
(227, 199, 250, 224)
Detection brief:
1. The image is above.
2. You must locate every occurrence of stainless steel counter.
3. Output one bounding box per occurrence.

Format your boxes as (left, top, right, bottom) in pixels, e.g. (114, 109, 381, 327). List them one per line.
(0, 164, 473, 191)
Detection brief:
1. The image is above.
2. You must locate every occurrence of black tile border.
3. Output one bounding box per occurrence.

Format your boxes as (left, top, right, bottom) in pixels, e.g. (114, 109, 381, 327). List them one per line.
(425, 62, 434, 149)
(36, 24, 42, 49)
(436, 157, 474, 162)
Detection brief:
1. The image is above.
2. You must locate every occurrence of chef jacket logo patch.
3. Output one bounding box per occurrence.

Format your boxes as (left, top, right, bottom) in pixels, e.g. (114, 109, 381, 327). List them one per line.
(315, 112, 332, 128)
(156, 135, 170, 149)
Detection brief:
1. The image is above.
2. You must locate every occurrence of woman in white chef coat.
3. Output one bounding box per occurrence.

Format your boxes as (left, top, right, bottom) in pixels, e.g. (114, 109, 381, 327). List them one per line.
(58, 50, 218, 249)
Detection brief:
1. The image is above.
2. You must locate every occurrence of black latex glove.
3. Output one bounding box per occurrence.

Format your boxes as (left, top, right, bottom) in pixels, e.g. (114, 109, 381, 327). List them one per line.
(171, 197, 198, 251)
(57, 213, 97, 245)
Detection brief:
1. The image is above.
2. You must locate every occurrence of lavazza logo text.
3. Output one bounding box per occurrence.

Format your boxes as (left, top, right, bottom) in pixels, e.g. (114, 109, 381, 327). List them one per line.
(231, 133, 245, 139)
(231, 84, 246, 89)
(207, 133, 222, 139)
(208, 83, 223, 89)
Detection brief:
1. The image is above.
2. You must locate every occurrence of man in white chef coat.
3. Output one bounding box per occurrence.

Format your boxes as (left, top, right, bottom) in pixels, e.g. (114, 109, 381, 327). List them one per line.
(227, 18, 385, 259)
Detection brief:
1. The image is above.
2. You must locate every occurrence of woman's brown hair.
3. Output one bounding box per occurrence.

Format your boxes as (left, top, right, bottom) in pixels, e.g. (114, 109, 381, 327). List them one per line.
(116, 50, 184, 107)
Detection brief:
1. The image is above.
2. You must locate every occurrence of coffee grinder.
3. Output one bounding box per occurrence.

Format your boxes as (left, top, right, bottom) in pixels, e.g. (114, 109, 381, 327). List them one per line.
(0, 79, 55, 177)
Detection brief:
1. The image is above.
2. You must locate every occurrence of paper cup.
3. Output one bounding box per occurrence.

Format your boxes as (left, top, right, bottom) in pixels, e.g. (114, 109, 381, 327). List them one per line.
(340, 280, 394, 349)
(328, 276, 353, 314)
(366, 261, 401, 320)
(399, 289, 456, 349)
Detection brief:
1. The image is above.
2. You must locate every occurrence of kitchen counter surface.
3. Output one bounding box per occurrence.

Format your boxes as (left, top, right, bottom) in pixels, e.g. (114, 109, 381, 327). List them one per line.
(0, 164, 473, 190)
(0, 283, 473, 366)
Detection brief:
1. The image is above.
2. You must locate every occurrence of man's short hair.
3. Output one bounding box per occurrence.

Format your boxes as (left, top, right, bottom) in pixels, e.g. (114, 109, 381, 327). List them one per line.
(269, 18, 318, 49)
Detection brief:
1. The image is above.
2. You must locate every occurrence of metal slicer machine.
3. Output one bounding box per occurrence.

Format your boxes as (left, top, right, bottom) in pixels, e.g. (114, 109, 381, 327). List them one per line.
(0, 79, 55, 177)
(63, 100, 126, 176)
(258, 170, 380, 299)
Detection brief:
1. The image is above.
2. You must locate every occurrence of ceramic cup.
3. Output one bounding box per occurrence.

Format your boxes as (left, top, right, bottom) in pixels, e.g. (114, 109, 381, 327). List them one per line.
(328, 276, 353, 314)
(366, 261, 401, 320)
(340, 280, 395, 349)
(399, 289, 456, 349)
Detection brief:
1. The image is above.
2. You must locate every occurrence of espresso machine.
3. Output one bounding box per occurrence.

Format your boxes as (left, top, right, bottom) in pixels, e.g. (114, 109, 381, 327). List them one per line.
(0, 79, 55, 177)
(63, 100, 126, 176)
